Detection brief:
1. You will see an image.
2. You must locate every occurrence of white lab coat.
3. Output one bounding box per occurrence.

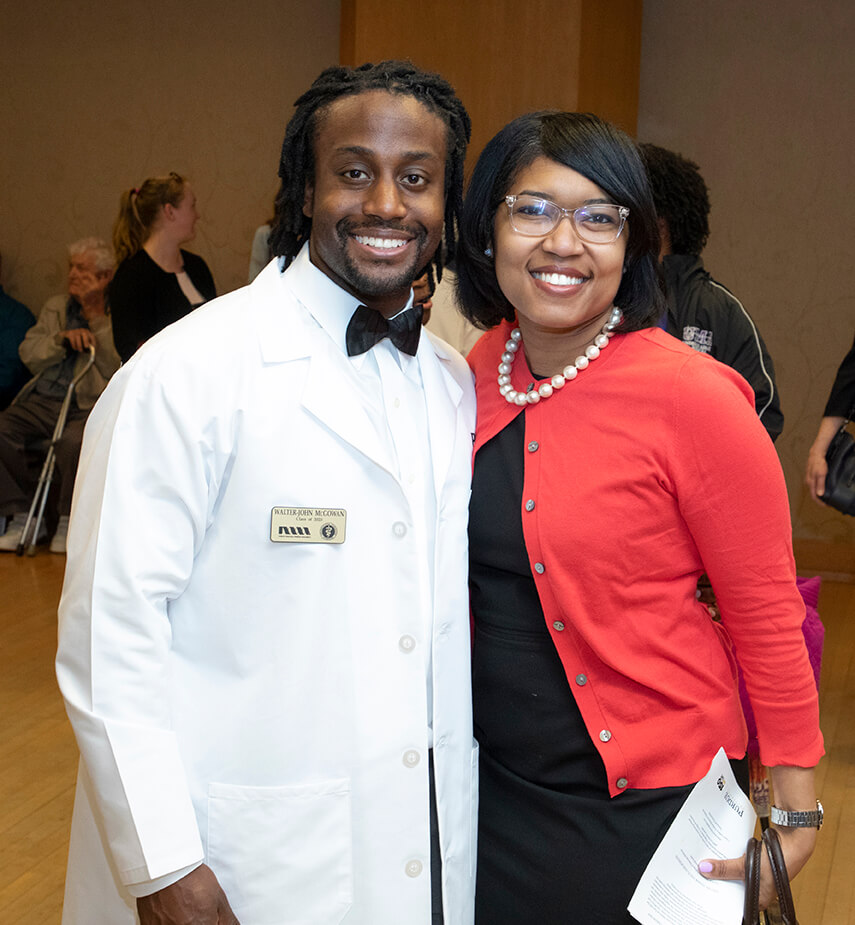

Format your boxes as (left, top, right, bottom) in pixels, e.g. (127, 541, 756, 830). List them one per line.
(56, 252, 478, 925)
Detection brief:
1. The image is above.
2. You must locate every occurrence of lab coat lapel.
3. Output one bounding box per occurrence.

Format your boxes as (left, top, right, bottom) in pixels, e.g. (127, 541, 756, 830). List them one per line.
(418, 333, 463, 504)
(252, 262, 397, 478)
(299, 348, 397, 478)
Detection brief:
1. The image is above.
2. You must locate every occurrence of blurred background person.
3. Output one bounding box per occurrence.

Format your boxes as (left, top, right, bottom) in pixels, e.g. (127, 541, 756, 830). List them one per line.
(0, 238, 118, 553)
(247, 199, 275, 283)
(806, 331, 855, 502)
(424, 265, 482, 356)
(0, 250, 35, 410)
(110, 172, 215, 363)
(639, 143, 782, 441)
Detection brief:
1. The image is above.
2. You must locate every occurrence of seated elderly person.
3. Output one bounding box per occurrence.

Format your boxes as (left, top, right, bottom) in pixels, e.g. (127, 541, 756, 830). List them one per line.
(0, 238, 120, 553)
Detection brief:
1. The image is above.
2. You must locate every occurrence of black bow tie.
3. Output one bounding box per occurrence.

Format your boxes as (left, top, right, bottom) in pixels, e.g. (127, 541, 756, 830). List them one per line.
(345, 304, 423, 357)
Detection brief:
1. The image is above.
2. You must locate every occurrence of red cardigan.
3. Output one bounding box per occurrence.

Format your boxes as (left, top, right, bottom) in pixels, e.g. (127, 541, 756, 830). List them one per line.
(468, 323, 823, 796)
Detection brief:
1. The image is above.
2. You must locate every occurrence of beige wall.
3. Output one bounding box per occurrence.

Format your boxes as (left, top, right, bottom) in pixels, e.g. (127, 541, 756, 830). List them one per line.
(1, 0, 340, 313)
(4, 0, 852, 562)
(638, 0, 855, 564)
(341, 0, 641, 171)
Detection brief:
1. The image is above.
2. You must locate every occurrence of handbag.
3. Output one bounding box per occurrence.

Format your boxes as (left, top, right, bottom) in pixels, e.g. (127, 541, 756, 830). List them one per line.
(742, 827, 798, 925)
(821, 406, 855, 515)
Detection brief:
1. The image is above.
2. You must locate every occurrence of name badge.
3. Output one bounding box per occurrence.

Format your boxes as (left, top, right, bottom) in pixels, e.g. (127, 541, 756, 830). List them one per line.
(270, 507, 346, 544)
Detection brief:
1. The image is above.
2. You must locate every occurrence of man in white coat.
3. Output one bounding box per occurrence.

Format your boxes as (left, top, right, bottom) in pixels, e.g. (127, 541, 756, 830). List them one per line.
(56, 61, 476, 925)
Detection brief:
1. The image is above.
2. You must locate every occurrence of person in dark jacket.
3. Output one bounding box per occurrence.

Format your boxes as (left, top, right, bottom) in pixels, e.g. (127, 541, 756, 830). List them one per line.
(0, 252, 35, 409)
(639, 144, 783, 441)
(805, 331, 855, 502)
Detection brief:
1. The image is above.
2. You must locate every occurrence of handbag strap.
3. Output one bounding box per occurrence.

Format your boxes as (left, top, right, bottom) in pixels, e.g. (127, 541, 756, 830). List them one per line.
(743, 829, 799, 925)
(763, 828, 798, 924)
(743, 835, 763, 924)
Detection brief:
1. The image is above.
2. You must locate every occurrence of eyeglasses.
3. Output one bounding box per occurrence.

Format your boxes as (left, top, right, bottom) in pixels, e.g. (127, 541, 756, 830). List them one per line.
(504, 195, 629, 244)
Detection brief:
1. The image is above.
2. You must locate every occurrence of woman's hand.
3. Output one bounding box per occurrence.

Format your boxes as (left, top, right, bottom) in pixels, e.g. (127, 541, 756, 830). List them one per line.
(698, 825, 817, 909)
(699, 765, 819, 908)
(805, 416, 845, 502)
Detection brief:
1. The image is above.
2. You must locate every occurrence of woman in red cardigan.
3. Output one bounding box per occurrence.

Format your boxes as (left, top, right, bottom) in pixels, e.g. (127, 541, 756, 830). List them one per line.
(456, 112, 822, 923)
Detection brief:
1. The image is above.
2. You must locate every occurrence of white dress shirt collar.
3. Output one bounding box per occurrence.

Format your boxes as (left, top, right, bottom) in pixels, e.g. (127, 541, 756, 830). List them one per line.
(283, 243, 416, 366)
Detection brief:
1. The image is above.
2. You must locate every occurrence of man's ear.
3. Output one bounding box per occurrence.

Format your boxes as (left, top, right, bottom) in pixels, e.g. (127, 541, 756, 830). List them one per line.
(303, 181, 314, 218)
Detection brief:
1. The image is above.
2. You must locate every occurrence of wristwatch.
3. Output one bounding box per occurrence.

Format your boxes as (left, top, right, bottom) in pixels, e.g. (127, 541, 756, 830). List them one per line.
(770, 800, 824, 829)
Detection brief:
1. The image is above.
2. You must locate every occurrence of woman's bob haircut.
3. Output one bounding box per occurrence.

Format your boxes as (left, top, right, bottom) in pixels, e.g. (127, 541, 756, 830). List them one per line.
(456, 111, 664, 330)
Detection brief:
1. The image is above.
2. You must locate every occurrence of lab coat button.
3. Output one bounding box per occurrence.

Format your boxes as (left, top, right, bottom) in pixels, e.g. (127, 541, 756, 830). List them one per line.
(403, 749, 420, 768)
(436, 735, 448, 748)
(527, 441, 539, 453)
(534, 562, 545, 574)
(399, 635, 416, 653)
(392, 521, 407, 538)
(617, 777, 628, 789)
(552, 621, 565, 631)
(405, 859, 423, 878)
(599, 729, 612, 742)
(575, 674, 587, 686)
(525, 499, 535, 512)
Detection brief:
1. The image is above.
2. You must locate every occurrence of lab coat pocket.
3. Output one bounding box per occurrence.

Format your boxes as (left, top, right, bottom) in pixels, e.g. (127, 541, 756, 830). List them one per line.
(207, 778, 353, 925)
(470, 741, 479, 877)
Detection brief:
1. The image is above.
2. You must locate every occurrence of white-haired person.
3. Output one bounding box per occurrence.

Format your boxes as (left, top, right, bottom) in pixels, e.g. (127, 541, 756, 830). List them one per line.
(0, 238, 120, 553)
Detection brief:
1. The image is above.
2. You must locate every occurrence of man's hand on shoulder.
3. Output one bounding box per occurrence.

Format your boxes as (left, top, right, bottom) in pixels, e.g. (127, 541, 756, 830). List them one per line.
(137, 864, 240, 925)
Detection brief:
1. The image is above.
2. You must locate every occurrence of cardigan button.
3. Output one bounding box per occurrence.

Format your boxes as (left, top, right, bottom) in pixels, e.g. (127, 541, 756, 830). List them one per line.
(525, 499, 535, 512)
(575, 674, 587, 685)
(599, 729, 612, 742)
(617, 777, 628, 789)
(527, 441, 539, 453)
(534, 562, 545, 574)
(552, 621, 565, 631)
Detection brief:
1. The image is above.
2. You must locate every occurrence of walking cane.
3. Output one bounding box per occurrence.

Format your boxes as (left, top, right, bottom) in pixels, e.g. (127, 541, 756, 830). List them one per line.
(16, 345, 96, 556)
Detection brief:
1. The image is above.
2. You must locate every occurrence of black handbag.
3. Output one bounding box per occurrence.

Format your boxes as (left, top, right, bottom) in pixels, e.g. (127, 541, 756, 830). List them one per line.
(743, 827, 798, 925)
(821, 408, 855, 516)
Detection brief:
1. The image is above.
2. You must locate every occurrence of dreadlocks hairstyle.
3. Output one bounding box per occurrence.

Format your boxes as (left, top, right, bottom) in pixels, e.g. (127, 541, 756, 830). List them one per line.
(638, 144, 710, 256)
(268, 60, 471, 289)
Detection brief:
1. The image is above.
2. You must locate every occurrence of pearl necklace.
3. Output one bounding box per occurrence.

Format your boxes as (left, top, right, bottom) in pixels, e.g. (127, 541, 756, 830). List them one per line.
(497, 307, 623, 405)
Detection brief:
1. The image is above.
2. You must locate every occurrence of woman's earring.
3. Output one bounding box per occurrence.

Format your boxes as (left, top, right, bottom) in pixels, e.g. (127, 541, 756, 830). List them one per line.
(484, 247, 493, 258)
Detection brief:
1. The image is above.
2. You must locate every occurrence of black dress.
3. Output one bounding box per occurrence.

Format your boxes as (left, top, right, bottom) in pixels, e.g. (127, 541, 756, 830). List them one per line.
(469, 413, 747, 924)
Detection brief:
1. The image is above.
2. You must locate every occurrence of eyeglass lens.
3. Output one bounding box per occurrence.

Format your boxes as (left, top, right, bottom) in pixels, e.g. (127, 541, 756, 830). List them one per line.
(509, 196, 625, 242)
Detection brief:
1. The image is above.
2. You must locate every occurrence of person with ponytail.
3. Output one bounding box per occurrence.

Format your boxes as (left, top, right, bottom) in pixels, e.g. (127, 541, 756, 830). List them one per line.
(109, 172, 215, 362)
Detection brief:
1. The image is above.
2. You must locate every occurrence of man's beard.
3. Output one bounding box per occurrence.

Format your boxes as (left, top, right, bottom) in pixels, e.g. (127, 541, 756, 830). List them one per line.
(334, 219, 434, 296)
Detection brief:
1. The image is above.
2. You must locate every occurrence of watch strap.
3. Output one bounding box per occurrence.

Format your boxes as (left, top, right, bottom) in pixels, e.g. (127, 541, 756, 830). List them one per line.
(770, 799, 823, 829)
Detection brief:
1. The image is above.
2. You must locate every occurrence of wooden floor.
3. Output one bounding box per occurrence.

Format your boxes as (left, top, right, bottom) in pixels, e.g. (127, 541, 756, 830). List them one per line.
(1, 554, 853, 924)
